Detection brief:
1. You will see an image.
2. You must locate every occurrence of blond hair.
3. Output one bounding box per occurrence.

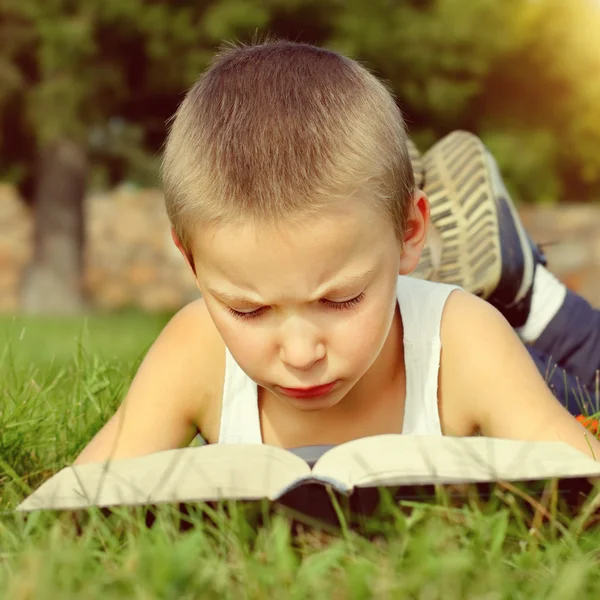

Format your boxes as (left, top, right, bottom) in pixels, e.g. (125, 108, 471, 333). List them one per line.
(162, 40, 415, 256)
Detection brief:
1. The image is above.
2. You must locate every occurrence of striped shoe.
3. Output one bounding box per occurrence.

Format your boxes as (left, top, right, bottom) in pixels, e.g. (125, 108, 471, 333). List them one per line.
(406, 137, 440, 282)
(413, 130, 546, 327)
(407, 137, 424, 190)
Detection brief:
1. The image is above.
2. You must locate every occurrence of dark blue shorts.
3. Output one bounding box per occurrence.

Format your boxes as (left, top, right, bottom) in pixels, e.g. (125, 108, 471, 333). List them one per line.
(527, 289, 600, 415)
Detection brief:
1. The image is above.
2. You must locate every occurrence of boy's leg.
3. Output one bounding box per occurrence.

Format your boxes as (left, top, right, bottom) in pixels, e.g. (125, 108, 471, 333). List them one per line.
(411, 131, 600, 413)
(523, 286, 600, 412)
(527, 345, 596, 416)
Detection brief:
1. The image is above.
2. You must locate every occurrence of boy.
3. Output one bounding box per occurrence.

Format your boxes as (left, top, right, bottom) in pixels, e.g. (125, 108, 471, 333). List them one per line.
(75, 40, 600, 466)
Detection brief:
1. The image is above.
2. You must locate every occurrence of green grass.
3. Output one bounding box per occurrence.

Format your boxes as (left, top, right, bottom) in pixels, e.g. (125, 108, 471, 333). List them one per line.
(2, 311, 600, 598)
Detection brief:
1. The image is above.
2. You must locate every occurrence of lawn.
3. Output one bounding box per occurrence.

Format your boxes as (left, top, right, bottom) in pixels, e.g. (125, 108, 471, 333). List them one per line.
(2, 311, 600, 599)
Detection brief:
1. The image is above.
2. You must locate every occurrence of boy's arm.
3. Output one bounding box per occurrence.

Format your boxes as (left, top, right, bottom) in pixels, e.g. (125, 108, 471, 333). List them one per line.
(74, 300, 213, 465)
(440, 291, 600, 460)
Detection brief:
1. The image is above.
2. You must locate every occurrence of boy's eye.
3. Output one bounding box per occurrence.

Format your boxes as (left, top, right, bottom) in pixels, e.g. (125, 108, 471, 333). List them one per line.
(226, 292, 365, 322)
(324, 292, 365, 312)
(227, 306, 268, 321)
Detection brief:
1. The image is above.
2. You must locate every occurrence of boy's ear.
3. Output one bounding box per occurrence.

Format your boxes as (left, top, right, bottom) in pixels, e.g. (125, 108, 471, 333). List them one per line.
(171, 228, 197, 276)
(398, 190, 430, 275)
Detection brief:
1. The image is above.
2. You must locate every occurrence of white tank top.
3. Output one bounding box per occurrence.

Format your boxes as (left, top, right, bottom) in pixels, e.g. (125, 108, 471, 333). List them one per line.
(218, 276, 460, 444)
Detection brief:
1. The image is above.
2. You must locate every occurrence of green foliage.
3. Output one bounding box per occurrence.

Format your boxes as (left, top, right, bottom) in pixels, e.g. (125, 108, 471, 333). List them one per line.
(475, 0, 600, 201)
(1, 0, 600, 201)
(329, 0, 525, 126)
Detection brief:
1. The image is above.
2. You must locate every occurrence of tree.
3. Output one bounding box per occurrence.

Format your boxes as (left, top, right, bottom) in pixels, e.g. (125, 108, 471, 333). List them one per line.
(2, 0, 600, 314)
(0, 0, 270, 313)
(324, 0, 600, 202)
(326, 0, 527, 143)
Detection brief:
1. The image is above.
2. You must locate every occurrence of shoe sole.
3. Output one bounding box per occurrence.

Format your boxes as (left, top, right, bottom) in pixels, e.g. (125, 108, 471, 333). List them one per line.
(405, 137, 431, 279)
(420, 131, 534, 303)
(407, 138, 424, 190)
(410, 219, 442, 282)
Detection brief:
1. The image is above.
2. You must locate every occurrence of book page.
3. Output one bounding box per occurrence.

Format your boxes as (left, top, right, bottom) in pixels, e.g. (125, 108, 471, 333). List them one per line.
(17, 444, 310, 512)
(312, 434, 600, 488)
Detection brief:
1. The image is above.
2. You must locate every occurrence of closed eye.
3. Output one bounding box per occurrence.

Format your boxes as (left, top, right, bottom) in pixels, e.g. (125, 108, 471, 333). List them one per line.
(226, 292, 365, 322)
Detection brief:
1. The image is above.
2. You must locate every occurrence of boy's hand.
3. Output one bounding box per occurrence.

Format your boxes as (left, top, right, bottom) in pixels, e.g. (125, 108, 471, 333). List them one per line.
(440, 291, 600, 460)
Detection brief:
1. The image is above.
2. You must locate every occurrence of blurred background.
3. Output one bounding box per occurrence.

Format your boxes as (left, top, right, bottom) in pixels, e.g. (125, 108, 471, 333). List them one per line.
(2, 0, 600, 320)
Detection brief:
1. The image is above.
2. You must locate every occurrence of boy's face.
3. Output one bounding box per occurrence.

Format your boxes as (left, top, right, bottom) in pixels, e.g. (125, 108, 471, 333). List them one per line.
(186, 194, 428, 413)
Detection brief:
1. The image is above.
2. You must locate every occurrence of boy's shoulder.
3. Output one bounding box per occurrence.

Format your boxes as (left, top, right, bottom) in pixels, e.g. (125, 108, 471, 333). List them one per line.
(440, 288, 506, 337)
(440, 289, 511, 364)
(167, 296, 217, 337)
(437, 289, 524, 434)
(437, 287, 598, 458)
(166, 296, 226, 374)
(72, 297, 227, 464)
(157, 298, 226, 430)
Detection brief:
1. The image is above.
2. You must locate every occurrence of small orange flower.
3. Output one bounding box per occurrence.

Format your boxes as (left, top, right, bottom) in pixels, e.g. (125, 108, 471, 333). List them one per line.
(576, 414, 599, 434)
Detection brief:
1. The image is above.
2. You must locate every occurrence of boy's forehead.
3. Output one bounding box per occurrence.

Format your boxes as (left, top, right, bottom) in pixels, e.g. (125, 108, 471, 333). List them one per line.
(197, 207, 384, 257)
(192, 209, 396, 293)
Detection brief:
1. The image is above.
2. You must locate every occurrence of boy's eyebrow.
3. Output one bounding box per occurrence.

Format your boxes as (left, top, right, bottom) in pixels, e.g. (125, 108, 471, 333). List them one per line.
(208, 266, 378, 305)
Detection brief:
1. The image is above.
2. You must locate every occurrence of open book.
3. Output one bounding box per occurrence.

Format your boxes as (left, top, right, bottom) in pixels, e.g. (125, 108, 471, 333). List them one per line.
(17, 434, 600, 514)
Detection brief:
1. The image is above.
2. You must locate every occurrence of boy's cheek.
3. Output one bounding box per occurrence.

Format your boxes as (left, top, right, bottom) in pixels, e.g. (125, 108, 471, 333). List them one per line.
(200, 301, 253, 354)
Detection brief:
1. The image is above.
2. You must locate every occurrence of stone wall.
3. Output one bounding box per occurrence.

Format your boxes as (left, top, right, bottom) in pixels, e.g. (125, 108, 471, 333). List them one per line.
(0, 185, 198, 313)
(1, 184, 599, 313)
(0, 185, 33, 312)
(84, 188, 198, 311)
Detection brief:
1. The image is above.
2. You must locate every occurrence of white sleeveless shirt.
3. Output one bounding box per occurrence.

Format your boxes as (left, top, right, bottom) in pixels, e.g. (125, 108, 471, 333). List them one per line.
(218, 276, 460, 444)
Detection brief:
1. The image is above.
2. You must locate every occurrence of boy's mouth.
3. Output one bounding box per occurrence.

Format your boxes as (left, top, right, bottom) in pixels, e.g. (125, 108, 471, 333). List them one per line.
(277, 381, 338, 399)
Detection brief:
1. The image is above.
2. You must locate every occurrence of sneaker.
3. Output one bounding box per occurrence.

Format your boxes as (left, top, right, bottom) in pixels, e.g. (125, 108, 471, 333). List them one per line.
(405, 138, 437, 281)
(414, 131, 547, 327)
(407, 137, 424, 190)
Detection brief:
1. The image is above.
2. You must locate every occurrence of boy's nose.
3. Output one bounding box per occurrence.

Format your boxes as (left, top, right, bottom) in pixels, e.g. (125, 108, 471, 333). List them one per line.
(279, 339, 326, 371)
